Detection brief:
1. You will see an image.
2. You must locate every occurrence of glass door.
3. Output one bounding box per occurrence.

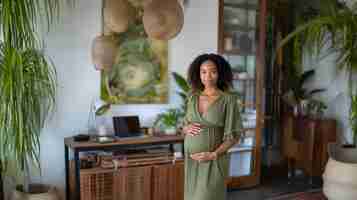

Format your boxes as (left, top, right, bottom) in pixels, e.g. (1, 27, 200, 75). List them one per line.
(218, 0, 267, 188)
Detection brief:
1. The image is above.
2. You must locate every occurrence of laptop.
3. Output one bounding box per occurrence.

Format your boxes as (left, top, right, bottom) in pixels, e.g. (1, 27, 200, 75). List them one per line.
(113, 116, 144, 138)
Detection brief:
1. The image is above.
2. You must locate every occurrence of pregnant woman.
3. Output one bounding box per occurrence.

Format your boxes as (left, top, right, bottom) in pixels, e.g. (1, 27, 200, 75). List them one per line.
(182, 53, 243, 200)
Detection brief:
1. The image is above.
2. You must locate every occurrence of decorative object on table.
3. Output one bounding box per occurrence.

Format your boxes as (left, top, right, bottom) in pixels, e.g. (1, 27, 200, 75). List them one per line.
(143, 0, 184, 40)
(100, 0, 169, 104)
(147, 127, 155, 136)
(88, 99, 112, 136)
(95, 136, 116, 144)
(91, 35, 119, 70)
(73, 134, 90, 142)
(0, 0, 73, 196)
(276, 1, 357, 199)
(103, 0, 135, 33)
(153, 108, 184, 135)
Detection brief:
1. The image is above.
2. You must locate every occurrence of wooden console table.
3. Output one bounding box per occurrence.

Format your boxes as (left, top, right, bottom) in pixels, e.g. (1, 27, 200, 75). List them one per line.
(282, 114, 336, 182)
(64, 135, 184, 200)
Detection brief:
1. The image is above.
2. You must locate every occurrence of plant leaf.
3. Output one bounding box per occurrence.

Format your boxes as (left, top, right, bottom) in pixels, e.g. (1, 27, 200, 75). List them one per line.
(299, 70, 315, 87)
(172, 72, 190, 92)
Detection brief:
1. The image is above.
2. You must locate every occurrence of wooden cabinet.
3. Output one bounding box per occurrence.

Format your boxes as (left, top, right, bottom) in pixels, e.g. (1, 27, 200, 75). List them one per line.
(282, 114, 337, 179)
(64, 135, 184, 200)
(72, 162, 184, 200)
(218, 0, 267, 188)
(152, 162, 184, 200)
(114, 166, 152, 200)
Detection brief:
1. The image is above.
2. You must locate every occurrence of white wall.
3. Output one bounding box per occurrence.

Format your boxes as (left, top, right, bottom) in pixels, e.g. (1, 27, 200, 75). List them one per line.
(33, 0, 218, 199)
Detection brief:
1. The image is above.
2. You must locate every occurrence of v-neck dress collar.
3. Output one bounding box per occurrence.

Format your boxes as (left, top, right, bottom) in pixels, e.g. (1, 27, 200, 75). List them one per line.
(194, 90, 224, 121)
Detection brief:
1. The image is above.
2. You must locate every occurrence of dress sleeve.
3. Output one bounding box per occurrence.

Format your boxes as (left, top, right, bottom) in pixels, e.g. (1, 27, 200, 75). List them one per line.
(223, 94, 243, 141)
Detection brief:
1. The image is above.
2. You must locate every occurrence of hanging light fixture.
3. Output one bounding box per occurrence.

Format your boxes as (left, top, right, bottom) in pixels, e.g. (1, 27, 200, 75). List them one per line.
(91, 35, 118, 71)
(142, 0, 184, 40)
(103, 0, 135, 33)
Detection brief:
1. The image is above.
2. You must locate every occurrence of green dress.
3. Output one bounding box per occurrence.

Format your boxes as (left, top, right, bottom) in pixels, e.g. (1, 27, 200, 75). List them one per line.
(183, 91, 243, 200)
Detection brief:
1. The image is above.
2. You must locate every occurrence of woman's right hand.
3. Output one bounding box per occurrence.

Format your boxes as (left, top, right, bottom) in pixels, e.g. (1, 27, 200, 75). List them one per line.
(182, 123, 203, 136)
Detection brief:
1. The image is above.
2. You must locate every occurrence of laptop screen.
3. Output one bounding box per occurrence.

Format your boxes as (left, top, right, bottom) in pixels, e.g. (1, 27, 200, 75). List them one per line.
(113, 116, 142, 137)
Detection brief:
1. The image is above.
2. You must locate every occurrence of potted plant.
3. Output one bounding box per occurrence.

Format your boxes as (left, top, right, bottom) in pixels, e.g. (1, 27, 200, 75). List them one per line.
(152, 72, 191, 135)
(172, 72, 191, 112)
(153, 108, 184, 135)
(276, 0, 357, 199)
(0, 0, 74, 198)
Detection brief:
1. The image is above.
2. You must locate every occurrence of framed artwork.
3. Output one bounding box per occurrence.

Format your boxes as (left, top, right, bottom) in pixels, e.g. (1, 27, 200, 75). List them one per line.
(100, 0, 168, 104)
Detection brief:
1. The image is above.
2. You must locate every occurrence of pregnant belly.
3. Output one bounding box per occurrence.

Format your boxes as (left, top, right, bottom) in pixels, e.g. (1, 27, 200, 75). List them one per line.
(184, 133, 212, 154)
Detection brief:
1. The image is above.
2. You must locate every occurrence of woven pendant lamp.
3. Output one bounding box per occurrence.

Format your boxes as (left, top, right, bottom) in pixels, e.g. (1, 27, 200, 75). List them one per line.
(128, 0, 152, 7)
(142, 0, 184, 40)
(104, 0, 135, 33)
(91, 35, 118, 71)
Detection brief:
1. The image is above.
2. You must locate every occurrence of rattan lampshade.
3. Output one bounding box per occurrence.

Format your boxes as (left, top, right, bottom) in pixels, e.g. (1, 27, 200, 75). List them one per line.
(104, 0, 135, 33)
(142, 0, 184, 40)
(91, 35, 118, 71)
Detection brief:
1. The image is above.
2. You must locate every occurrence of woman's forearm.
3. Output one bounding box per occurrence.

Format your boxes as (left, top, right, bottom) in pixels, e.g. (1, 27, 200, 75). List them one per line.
(190, 138, 239, 162)
(213, 139, 237, 157)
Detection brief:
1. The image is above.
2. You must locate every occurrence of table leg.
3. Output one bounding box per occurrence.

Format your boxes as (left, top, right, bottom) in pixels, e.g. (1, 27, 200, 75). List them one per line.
(74, 150, 80, 200)
(169, 144, 174, 154)
(288, 158, 295, 184)
(65, 145, 70, 200)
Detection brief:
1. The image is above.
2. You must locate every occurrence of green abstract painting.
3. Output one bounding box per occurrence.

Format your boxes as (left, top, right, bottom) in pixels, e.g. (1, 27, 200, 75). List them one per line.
(101, 1, 168, 104)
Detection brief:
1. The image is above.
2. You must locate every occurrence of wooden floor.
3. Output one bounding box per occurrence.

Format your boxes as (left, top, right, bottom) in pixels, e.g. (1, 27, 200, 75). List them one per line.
(227, 176, 322, 200)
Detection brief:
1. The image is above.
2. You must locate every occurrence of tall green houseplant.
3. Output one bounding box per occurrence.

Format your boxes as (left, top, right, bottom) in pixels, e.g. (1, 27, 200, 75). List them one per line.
(172, 72, 191, 112)
(277, 0, 357, 145)
(0, 0, 73, 192)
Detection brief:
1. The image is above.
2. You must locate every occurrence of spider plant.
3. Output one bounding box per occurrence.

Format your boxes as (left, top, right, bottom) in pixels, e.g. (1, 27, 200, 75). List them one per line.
(0, 0, 74, 193)
(276, 0, 357, 145)
(0, 42, 56, 178)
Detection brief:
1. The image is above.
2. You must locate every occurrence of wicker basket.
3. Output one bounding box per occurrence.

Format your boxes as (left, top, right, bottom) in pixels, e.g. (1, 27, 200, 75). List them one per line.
(80, 172, 114, 200)
(70, 161, 115, 200)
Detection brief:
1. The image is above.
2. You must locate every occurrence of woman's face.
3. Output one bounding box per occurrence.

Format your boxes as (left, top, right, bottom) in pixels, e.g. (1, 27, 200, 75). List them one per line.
(200, 60, 219, 89)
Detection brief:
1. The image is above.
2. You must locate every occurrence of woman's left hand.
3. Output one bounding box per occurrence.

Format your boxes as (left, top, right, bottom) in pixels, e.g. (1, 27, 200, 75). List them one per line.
(190, 152, 217, 162)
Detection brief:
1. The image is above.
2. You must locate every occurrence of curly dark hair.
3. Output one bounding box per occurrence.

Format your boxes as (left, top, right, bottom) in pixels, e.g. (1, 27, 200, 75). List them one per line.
(187, 53, 233, 92)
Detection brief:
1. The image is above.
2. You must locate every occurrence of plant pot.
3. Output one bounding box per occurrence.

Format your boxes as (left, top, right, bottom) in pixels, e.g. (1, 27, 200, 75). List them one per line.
(323, 143, 357, 200)
(164, 127, 177, 135)
(11, 184, 59, 200)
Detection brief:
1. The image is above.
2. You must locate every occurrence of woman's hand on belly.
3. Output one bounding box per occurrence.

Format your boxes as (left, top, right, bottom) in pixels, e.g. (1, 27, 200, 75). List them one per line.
(183, 123, 204, 136)
(190, 151, 217, 162)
